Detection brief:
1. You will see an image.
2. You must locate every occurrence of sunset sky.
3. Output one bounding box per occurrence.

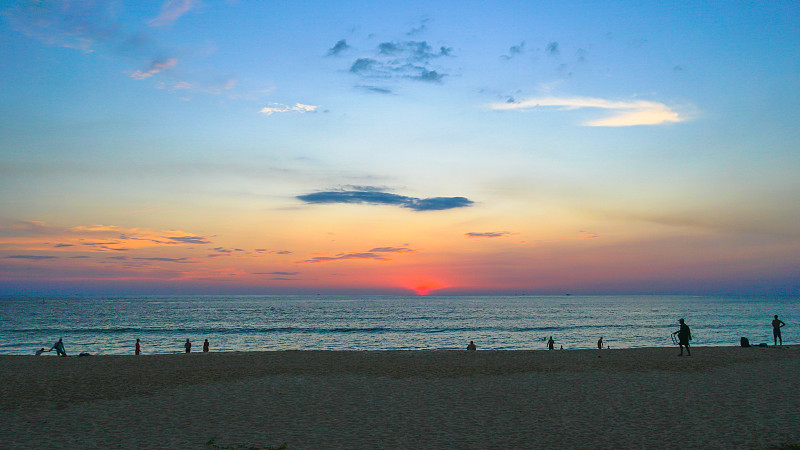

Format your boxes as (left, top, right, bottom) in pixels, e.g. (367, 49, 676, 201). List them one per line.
(1, 1, 799, 295)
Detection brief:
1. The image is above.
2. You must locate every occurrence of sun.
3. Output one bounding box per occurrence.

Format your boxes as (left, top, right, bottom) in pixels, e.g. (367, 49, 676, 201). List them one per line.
(406, 279, 449, 296)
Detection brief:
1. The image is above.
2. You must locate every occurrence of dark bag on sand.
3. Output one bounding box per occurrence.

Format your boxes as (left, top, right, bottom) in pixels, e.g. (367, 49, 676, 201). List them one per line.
(740, 337, 750, 347)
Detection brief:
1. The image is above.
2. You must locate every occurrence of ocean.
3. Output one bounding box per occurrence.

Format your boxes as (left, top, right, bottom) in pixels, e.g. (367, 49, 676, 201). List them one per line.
(0, 295, 795, 355)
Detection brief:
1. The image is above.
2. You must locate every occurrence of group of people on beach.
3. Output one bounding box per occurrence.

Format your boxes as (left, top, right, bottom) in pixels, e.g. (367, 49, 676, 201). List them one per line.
(134, 338, 211, 355)
(34, 337, 212, 356)
(669, 315, 785, 356)
(133, 338, 212, 355)
(37, 315, 789, 356)
(182, 338, 210, 353)
(465, 316, 787, 354)
(34, 338, 67, 357)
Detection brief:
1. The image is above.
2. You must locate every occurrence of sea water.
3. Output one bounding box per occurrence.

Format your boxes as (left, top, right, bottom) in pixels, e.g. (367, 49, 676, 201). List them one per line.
(0, 295, 796, 355)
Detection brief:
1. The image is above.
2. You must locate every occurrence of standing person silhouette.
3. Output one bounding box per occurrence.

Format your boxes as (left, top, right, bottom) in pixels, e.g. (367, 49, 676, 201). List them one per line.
(184, 339, 191, 353)
(672, 319, 692, 356)
(772, 315, 786, 346)
(203, 339, 210, 352)
(597, 336, 604, 350)
(50, 338, 67, 357)
(135, 339, 141, 355)
(547, 336, 555, 350)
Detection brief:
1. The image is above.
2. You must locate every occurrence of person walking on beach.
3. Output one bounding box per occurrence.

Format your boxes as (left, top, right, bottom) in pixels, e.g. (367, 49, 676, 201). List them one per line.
(597, 336, 603, 350)
(50, 338, 67, 357)
(547, 336, 555, 350)
(135, 339, 141, 355)
(184, 339, 191, 353)
(672, 319, 691, 356)
(772, 315, 786, 346)
(203, 339, 210, 352)
(467, 341, 476, 351)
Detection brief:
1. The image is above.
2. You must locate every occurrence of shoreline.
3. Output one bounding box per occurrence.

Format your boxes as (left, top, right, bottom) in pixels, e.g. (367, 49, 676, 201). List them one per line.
(5, 339, 787, 356)
(2, 346, 800, 448)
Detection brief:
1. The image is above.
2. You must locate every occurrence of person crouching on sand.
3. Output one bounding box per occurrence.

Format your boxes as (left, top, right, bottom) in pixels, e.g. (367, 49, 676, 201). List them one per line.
(467, 341, 476, 351)
(672, 319, 692, 356)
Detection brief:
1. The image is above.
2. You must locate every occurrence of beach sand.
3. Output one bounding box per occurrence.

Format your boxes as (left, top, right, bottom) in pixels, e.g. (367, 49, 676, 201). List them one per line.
(2, 346, 799, 449)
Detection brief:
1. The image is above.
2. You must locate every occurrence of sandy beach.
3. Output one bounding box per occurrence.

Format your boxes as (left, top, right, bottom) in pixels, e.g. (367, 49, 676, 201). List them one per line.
(2, 346, 799, 448)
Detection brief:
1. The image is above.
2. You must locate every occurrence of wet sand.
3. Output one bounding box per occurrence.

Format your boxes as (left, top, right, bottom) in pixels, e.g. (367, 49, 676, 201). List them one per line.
(2, 346, 799, 448)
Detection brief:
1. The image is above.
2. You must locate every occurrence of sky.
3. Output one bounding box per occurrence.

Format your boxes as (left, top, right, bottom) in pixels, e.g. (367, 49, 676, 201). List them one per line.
(1, 0, 799, 296)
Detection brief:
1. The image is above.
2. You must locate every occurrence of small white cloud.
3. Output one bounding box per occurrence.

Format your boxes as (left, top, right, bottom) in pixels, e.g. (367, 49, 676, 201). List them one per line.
(260, 103, 319, 115)
(490, 96, 685, 127)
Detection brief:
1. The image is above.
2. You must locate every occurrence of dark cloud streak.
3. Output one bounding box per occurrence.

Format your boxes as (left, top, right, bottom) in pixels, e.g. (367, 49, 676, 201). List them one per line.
(253, 271, 299, 276)
(133, 257, 190, 263)
(297, 188, 473, 212)
(342, 38, 454, 85)
(4, 255, 58, 260)
(327, 39, 350, 56)
(501, 41, 525, 60)
(169, 236, 210, 244)
(465, 231, 512, 238)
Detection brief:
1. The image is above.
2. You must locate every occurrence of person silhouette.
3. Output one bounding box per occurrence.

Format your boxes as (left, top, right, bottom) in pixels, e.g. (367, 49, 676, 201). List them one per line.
(203, 339, 210, 352)
(184, 339, 191, 353)
(672, 319, 692, 356)
(135, 339, 141, 355)
(547, 336, 555, 350)
(466, 341, 476, 351)
(50, 338, 67, 357)
(772, 315, 786, 346)
(597, 337, 604, 350)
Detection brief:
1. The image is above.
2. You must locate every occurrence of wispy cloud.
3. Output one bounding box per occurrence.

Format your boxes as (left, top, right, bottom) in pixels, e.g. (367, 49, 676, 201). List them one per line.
(301, 246, 415, 264)
(368, 247, 414, 253)
(260, 103, 319, 115)
(253, 271, 299, 276)
(546, 41, 560, 56)
(4, 1, 244, 99)
(501, 42, 525, 60)
(491, 96, 685, 127)
(3, 1, 119, 53)
(342, 36, 454, 85)
(327, 39, 350, 56)
(169, 236, 211, 244)
(148, 0, 201, 27)
(297, 187, 474, 212)
(4, 255, 58, 260)
(254, 249, 293, 255)
(133, 257, 191, 263)
(465, 231, 513, 238)
(131, 58, 178, 79)
(406, 18, 430, 36)
(357, 85, 393, 94)
(0, 220, 211, 252)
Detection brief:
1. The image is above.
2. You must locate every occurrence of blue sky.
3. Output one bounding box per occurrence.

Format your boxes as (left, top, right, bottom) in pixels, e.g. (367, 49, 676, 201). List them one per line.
(1, 0, 799, 295)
